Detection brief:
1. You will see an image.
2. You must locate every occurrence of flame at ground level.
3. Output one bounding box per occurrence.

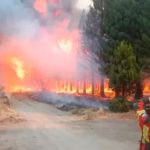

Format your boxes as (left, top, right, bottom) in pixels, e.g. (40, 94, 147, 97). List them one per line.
(1, 55, 149, 98)
(9, 79, 115, 98)
(8, 77, 150, 98)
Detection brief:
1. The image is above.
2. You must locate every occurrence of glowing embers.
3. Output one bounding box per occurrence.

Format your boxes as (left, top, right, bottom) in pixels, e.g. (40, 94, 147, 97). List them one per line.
(11, 57, 26, 80)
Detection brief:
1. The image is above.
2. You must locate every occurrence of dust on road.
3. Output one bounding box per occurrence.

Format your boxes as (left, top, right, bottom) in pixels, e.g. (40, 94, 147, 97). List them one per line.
(0, 97, 140, 150)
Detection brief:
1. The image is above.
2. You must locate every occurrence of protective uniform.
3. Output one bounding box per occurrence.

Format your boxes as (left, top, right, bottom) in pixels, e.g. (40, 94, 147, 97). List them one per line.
(137, 98, 150, 150)
(137, 101, 146, 150)
(143, 103, 150, 150)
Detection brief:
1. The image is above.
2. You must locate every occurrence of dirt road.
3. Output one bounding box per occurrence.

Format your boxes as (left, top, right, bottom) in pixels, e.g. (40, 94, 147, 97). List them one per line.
(0, 97, 139, 150)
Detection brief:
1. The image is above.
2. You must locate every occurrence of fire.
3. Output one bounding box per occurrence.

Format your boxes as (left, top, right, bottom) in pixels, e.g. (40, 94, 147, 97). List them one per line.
(58, 39, 73, 53)
(34, 0, 47, 17)
(104, 79, 115, 97)
(0, 0, 149, 99)
(10, 86, 33, 93)
(11, 57, 26, 80)
(144, 79, 150, 96)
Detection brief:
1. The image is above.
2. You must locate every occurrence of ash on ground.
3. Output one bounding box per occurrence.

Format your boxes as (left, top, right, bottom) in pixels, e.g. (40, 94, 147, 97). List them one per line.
(27, 92, 136, 120)
(29, 92, 109, 111)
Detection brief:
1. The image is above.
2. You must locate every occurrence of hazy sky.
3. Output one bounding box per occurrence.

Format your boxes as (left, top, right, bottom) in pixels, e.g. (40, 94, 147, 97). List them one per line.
(76, 0, 93, 10)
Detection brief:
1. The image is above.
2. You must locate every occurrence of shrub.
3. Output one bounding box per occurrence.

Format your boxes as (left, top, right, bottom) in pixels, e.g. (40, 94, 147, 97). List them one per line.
(126, 101, 135, 110)
(109, 97, 129, 112)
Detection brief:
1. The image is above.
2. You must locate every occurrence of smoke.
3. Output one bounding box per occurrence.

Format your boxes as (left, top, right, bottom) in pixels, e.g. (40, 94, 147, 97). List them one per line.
(76, 0, 93, 10)
(32, 91, 108, 109)
(0, 0, 93, 36)
(0, 0, 39, 37)
(0, 0, 98, 91)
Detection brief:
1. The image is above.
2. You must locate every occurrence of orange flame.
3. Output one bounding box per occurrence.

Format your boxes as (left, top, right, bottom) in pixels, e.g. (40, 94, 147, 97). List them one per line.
(10, 86, 33, 93)
(11, 57, 26, 80)
(144, 79, 150, 96)
(0, 0, 149, 99)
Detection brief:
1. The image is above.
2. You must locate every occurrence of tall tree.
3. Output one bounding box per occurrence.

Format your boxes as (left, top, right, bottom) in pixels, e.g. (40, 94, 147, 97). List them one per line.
(88, 0, 150, 98)
(103, 0, 150, 98)
(108, 41, 139, 97)
(83, 1, 107, 97)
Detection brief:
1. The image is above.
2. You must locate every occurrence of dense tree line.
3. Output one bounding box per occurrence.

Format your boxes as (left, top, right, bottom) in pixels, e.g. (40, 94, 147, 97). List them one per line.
(83, 0, 150, 99)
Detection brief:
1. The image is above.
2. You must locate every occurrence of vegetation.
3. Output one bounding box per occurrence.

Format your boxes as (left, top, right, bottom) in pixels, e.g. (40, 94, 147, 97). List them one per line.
(107, 41, 139, 97)
(84, 0, 150, 99)
(109, 97, 129, 112)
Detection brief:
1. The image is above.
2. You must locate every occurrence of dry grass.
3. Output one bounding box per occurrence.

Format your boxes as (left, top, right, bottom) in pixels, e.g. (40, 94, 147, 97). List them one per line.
(0, 98, 25, 123)
(71, 108, 136, 120)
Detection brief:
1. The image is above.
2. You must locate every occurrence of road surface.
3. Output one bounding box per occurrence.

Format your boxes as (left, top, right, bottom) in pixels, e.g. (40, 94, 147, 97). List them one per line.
(0, 97, 140, 150)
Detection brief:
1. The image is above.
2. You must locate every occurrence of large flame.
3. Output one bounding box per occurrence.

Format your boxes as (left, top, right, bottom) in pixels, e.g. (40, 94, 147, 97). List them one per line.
(11, 57, 26, 80)
(0, 0, 149, 98)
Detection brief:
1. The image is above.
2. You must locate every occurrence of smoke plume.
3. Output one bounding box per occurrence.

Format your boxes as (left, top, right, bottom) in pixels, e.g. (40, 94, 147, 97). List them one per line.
(0, 0, 95, 91)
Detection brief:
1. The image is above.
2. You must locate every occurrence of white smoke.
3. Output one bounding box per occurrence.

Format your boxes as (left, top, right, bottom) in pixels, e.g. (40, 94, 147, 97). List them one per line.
(0, 0, 98, 91)
(0, 0, 93, 37)
(76, 0, 93, 11)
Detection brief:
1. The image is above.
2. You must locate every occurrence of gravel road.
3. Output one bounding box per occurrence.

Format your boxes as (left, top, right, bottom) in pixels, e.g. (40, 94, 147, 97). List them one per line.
(0, 97, 140, 150)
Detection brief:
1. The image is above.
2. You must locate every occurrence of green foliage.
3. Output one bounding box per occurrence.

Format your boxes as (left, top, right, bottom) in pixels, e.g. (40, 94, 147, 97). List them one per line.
(108, 41, 139, 96)
(89, 0, 150, 98)
(109, 97, 129, 112)
(126, 101, 134, 110)
(104, 1, 148, 38)
(103, 0, 150, 75)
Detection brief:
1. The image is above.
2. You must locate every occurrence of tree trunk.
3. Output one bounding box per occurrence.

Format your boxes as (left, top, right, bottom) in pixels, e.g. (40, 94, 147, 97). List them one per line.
(76, 81, 79, 94)
(83, 80, 86, 94)
(100, 76, 105, 97)
(135, 80, 143, 99)
(70, 82, 73, 92)
(122, 86, 126, 98)
(91, 75, 95, 95)
(91, 82, 95, 95)
(115, 88, 120, 98)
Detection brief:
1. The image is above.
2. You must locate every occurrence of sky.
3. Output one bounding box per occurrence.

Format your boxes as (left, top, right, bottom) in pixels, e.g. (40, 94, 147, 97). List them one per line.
(76, 0, 93, 10)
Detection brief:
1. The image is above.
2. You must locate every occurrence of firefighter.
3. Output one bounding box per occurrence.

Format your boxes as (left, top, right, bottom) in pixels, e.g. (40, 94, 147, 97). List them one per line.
(137, 100, 146, 150)
(137, 97, 150, 150)
(143, 101, 150, 150)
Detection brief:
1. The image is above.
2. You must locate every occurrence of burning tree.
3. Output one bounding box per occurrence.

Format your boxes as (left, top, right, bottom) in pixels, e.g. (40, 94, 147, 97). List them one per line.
(82, 3, 106, 97)
(0, 0, 149, 98)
